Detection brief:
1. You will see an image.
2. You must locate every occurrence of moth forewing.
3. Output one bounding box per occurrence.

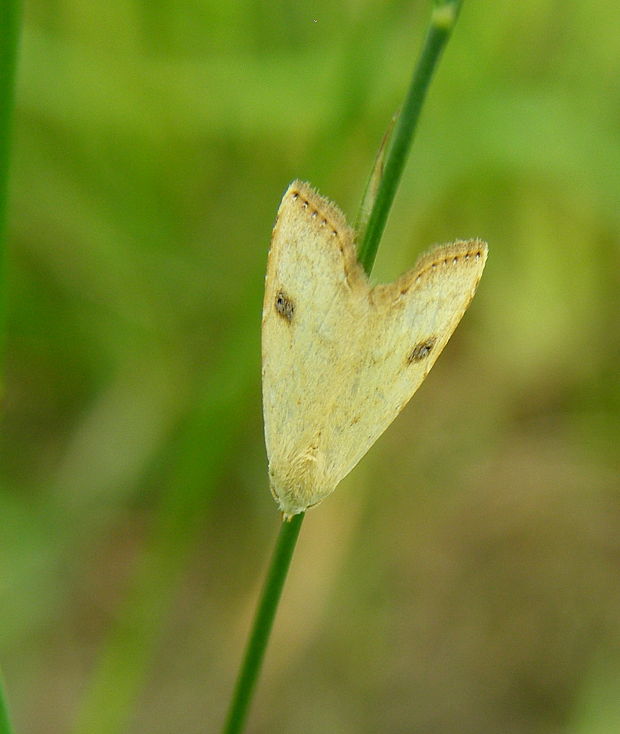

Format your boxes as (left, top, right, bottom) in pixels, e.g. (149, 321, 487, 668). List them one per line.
(262, 181, 487, 517)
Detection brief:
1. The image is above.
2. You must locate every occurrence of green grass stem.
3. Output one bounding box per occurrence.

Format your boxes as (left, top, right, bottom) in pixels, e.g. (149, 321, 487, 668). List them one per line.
(0, 671, 14, 734)
(221, 513, 305, 734)
(357, 0, 463, 273)
(0, 1, 20, 731)
(0, 0, 20, 387)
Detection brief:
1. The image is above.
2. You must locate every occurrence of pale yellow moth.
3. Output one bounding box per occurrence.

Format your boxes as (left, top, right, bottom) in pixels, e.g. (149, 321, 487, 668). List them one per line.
(262, 181, 487, 518)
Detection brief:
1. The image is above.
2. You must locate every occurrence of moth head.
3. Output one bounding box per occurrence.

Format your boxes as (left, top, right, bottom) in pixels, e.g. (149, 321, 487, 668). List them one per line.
(268, 443, 330, 517)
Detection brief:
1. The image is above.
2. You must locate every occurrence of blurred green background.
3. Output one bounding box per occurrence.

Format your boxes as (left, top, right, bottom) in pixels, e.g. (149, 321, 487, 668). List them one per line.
(2, 0, 620, 732)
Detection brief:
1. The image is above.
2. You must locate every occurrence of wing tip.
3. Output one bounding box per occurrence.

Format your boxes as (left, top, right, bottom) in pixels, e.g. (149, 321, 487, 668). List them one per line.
(280, 180, 355, 243)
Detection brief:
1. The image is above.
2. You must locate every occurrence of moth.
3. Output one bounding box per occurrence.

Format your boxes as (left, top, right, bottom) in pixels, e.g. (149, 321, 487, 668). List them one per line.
(262, 181, 487, 518)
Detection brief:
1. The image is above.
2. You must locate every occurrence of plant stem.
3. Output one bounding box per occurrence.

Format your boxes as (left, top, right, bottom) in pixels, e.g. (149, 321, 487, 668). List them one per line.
(222, 512, 305, 734)
(0, 1, 19, 731)
(0, 0, 20, 388)
(0, 670, 14, 734)
(357, 0, 463, 273)
(222, 3, 464, 732)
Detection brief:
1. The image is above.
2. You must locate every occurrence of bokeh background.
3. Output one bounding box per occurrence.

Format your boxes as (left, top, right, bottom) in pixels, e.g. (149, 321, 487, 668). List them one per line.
(2, 0, 620, 732)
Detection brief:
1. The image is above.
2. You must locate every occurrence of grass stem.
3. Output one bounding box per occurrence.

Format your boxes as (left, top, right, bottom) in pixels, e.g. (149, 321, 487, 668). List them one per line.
(221, 513, 305, 734)
(0, 0, 20, 388)
(357, 0, 463, 273)
(0, 1, 20, 730)
(0, 670, 14, 734)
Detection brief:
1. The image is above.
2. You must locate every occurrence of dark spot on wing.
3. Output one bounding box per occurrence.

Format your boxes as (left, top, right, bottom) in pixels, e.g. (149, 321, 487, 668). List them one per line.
(275, 290, 295, 322)
(408, 337, 437, 363)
